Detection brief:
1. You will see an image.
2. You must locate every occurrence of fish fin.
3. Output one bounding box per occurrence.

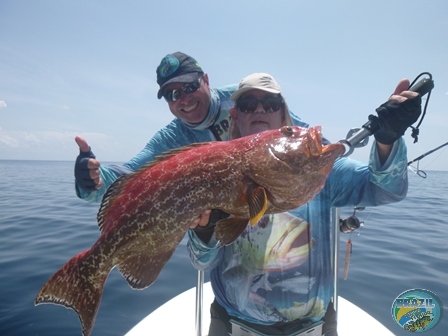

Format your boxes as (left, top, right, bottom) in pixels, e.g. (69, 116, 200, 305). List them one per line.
(117, 248, 177, 289)
(248, 187, 268, 226)
(97, 175, 131, 233)
(153, 142, 212, 161)
(35, 249, 106, 336)
(215, 218, 249, 246)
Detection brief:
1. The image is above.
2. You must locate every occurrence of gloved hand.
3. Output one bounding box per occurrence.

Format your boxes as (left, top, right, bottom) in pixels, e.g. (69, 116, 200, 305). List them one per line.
(74, 136, 102, 191)
(370, 95, 422, 145)
(192, 209, 230, 243)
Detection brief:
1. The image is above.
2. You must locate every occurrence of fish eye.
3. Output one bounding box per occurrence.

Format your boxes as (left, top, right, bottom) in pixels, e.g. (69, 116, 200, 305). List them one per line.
(281, 126, 294, 135)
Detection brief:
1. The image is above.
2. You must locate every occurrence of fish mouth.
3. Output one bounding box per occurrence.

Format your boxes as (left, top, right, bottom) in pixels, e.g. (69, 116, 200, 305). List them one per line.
(323, 143, 346, 157)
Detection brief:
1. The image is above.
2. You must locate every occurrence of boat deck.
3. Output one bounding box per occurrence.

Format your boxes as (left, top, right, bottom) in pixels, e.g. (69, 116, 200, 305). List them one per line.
(126, 282, 395, 335)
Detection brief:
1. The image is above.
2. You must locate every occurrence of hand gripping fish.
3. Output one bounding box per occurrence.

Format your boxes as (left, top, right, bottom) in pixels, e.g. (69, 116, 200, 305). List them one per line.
(35, 125, 345, 336)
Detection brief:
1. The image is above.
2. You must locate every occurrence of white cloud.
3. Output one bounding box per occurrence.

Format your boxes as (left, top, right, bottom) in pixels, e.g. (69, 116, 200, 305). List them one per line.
(0, 131, 19, 147)
(0, 129, 115, 161)
(0, 101, 6, 109)
(0, 130, 85, 149)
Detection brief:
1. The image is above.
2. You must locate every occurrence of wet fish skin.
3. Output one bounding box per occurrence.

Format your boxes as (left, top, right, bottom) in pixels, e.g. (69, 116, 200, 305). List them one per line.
(35, 125, 345, 336)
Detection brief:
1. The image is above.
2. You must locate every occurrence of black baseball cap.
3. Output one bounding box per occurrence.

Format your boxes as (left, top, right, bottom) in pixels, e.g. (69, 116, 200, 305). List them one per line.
(156, 52, 204, 99)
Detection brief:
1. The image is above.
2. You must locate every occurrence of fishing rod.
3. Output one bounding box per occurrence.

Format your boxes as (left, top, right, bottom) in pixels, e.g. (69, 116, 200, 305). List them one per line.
(407, 141, 448, 178)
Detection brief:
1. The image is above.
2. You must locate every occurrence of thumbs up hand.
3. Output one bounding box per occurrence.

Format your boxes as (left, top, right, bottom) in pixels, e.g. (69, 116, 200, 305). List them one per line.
(74, 136, 103, 191)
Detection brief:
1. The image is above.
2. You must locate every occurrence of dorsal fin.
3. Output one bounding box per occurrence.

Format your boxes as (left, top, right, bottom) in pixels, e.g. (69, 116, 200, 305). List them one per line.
(153, 142, 212, 163)
(97, 142, 213, 233)
(97, 174, 131, 233)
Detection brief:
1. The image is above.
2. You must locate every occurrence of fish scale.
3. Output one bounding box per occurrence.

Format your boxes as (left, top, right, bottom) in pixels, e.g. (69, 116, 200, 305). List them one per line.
(35, 125, 344, 336)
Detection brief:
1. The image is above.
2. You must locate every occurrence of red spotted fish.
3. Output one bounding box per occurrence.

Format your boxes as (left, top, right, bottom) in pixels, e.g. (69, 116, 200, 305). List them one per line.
(35, 125, 345, 336)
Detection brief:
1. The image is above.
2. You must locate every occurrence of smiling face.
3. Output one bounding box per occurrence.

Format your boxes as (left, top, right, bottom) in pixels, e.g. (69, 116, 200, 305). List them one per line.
(230, 89, 285, 137)
(164, 74, 212, 124)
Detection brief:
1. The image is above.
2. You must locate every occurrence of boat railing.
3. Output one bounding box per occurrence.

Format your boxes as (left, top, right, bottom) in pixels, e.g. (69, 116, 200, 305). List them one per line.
(195, 269, 204, 336)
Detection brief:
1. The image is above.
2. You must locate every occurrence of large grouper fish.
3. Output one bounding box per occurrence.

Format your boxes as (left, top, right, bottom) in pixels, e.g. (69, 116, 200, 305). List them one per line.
(35, 125, 345, 336)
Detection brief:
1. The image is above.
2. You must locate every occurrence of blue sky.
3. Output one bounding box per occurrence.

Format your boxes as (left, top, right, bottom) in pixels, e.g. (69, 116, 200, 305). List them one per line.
(1, 0, 447, 171)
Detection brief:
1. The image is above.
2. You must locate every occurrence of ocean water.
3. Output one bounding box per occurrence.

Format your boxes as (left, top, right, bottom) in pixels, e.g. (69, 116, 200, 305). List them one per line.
(0, 160, 447, 336)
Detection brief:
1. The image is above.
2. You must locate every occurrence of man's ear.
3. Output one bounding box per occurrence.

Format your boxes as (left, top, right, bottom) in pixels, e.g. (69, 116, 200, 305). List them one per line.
(202, 73, 210, 86)
(230, 107, 238, 120)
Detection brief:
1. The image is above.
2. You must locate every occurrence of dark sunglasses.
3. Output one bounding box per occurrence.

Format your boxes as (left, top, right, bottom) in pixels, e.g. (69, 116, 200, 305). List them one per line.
(235, 96, 284, 113)
(163, 78, 202, 102)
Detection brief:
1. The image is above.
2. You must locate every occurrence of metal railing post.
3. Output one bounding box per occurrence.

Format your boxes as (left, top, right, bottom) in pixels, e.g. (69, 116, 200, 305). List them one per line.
(195, 270, 204, 336)
(332, 207, 340, 317)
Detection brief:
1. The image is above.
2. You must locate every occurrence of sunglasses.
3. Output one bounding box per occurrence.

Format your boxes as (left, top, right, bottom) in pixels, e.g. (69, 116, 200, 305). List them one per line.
(235, 96, 284, 113)
(163, 78, 202, 102)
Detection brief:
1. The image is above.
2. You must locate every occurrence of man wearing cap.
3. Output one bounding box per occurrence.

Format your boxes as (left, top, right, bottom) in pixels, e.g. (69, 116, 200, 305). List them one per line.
(73, 52, 308, 203)
(187, 73, 421, 336)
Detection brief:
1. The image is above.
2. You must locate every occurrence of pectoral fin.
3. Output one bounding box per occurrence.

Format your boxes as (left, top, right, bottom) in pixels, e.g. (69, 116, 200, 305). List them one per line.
(215, 218, 249, 246)
(248, 187, 268, 226)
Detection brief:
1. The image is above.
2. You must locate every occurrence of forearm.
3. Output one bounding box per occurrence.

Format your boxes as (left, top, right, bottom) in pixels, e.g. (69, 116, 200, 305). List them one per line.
(376, 142, 393, 166)
(330, 138, 408, 208)
(187, 230, 222, 271)
(369, 137, 408, 198)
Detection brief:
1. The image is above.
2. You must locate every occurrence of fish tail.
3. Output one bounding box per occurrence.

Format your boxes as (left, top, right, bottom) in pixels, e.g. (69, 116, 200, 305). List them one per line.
(35, 249, 106, 336)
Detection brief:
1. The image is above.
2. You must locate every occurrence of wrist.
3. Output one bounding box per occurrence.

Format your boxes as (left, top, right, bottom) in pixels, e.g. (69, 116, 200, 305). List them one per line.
(376, 142, 393, 165)
(193, 223, 215, 244)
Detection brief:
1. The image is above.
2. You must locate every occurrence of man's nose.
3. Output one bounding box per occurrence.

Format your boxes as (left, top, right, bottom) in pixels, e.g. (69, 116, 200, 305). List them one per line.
(254, 103, 266, 113)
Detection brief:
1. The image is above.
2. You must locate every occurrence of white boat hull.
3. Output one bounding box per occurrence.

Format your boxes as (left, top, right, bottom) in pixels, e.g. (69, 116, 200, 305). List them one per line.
(126, 282, 394, 336)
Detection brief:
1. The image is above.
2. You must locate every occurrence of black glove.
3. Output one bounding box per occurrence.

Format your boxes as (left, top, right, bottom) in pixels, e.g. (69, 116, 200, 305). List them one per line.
(370, 95, 422, 145)
(194, 209, 230, 243)
(74, 147, 97, 191)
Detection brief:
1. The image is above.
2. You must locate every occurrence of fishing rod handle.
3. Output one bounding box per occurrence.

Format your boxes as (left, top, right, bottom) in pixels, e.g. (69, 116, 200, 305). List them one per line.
(409, 77, 434, 97)
(343, 77, 434, 151)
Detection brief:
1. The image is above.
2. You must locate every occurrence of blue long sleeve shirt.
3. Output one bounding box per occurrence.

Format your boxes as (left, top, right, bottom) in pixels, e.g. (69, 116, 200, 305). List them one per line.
(187, 138, 408, 325)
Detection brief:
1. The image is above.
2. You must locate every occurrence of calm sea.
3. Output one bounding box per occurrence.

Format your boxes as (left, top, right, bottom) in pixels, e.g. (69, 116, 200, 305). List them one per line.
(0, 160, 447, 336)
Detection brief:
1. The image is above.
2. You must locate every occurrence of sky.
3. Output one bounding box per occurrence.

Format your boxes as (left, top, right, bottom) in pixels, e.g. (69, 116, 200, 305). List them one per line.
(1, 0, 448, 171)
